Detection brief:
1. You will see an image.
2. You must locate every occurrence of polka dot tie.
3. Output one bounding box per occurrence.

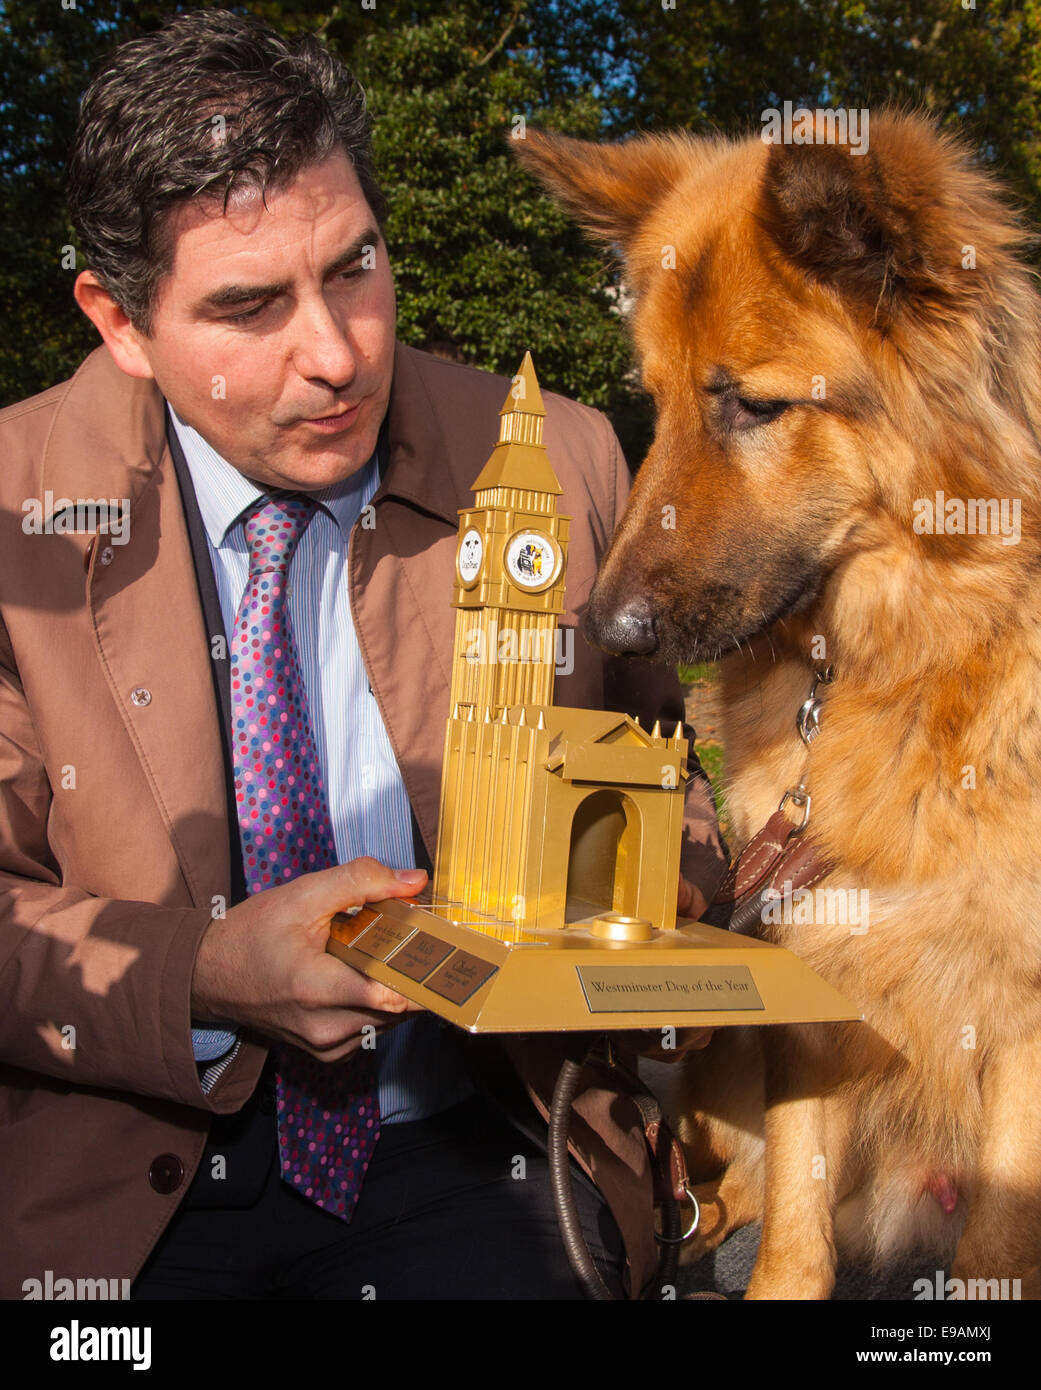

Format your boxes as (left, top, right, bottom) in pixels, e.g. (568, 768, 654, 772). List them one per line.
(231, 493, 379, 1221)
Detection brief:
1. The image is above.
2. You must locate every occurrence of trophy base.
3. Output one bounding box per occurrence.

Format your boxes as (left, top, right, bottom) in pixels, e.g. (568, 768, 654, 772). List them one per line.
(326, 895, 860, 1032)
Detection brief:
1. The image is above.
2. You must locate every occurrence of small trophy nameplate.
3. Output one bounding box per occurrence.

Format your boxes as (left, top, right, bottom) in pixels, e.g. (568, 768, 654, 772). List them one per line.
(387, 931, 455, 983)
(577, 964, 763, 1013)
(352, 915, 411, 961)
(426, 951, 500, 1006)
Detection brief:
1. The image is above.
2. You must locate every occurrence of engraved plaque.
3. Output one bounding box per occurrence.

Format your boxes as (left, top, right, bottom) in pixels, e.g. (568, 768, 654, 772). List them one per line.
(425, 950, 499, 1006)
(388, 931, 454, 983)
(577, 964, 764, 1013)
(352, 914, 419, 962)
(329, 909, 375, 949)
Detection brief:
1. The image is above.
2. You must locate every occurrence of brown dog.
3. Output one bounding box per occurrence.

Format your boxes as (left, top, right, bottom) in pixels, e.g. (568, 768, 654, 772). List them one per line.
(516, 112, 1041, 1299)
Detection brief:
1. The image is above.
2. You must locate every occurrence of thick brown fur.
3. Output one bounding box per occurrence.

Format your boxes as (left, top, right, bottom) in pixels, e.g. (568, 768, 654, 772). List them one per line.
(515, 112, 1041, 1298)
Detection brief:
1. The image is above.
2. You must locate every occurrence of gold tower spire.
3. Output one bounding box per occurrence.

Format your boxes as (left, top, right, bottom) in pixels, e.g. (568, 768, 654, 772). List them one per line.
(470, 351, 562, 501)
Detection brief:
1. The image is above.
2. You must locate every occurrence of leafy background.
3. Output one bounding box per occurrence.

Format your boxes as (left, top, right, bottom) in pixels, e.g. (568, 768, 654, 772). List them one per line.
(3, 0, 1041, 466)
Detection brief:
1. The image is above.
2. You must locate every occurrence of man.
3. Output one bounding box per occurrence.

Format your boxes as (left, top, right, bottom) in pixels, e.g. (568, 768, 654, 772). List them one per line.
(0, 10, 725, 1299)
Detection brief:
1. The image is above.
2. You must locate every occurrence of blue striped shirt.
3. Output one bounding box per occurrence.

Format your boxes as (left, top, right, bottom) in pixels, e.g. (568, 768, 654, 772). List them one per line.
(171, 407, 474, 1123)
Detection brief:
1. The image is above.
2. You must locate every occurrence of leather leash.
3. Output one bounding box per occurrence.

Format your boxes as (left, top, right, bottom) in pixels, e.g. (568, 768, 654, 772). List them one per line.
(593, 1042, 696, 1238)
(709, 664, 835, 936)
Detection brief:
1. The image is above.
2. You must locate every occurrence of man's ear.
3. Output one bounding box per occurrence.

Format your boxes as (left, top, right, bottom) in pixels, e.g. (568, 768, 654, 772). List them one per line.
(73, 272, 156, 380)
(512, 129, 690, 249)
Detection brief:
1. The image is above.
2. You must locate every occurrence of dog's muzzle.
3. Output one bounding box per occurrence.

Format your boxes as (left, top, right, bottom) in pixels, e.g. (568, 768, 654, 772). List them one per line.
(582, 592, 659, 657)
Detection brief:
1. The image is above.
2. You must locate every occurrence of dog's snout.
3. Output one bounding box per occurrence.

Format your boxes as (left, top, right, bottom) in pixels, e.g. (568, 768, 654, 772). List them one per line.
(583, 591, 659, 656)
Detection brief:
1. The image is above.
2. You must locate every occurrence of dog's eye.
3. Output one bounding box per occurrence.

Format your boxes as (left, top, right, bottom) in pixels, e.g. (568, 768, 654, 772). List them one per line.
(724, 397, 790, 431)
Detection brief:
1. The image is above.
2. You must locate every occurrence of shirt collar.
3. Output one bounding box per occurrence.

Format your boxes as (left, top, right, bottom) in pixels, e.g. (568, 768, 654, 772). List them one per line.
(167, 405, 379, 547)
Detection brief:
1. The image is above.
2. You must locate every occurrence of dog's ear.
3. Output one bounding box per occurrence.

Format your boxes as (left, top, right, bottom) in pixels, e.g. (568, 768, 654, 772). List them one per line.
(760, 113, 1009, 318)
(512, 129, 688, 248)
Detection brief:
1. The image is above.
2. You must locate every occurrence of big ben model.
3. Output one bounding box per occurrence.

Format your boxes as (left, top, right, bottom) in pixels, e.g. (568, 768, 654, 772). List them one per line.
(327, 356, 857, 1033)
(433, 353, 686, 936)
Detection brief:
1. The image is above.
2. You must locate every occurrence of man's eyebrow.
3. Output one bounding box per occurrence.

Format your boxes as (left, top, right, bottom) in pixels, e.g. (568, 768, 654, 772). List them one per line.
(195, 228, 381, 312)
(319, 228, 380, 280)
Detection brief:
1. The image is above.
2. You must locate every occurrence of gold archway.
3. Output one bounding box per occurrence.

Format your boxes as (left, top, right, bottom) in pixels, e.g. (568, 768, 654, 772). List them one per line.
(565, 789, 641, 922)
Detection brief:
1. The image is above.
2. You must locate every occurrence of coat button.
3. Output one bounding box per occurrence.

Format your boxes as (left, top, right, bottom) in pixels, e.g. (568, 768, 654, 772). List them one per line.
(100, 546, 115, 566)
(130, 687, 152, 707)
(148, 1153, 184, 1194)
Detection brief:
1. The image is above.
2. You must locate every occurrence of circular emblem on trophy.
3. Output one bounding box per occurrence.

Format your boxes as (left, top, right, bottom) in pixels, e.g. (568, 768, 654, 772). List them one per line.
(504, 529, 561, 592)
(457, 528, 484, 587)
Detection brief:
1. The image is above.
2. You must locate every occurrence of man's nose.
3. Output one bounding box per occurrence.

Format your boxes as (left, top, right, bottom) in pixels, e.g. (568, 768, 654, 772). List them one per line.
(582, 585, 659, 656)
(291, 296, 358, 387)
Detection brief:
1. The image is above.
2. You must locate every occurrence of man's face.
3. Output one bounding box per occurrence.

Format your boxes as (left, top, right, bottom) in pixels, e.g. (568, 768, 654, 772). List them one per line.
(129, 150, 396, 491)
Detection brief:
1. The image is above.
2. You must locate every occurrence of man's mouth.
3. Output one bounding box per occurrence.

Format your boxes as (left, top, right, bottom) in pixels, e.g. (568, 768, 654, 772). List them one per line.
(298, 401, 362, 432)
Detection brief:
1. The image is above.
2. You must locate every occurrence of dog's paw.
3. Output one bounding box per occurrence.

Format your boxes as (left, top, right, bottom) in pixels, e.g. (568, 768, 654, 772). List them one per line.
(677, 1174, 759, 1266)
(744, 1264, 835, 1300)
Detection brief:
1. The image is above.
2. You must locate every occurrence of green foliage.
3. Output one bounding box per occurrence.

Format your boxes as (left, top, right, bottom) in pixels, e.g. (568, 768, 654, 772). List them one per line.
(677, 660, 719, 685)
(341, 9, 639, 442)
(0, 1, 127, 405)
(4, 0, 1041, 469)
(598, 0, 1041, 226)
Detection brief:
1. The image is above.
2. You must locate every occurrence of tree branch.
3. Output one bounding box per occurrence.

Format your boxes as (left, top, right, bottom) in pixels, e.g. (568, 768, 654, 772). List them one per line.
(475, 0, 526, 68)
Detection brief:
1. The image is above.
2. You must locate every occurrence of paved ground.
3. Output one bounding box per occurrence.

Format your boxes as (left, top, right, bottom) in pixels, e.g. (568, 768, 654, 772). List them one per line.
(675, 1223, 935, 1299)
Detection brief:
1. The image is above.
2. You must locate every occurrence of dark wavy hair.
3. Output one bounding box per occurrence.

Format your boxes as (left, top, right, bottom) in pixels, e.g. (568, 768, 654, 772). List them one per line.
(67, 9, 386, 333)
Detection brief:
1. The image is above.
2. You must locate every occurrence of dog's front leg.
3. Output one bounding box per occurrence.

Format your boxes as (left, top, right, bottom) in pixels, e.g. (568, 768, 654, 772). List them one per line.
(744, 1027, 837, 1300)
(950, 1031, 1041, 1300)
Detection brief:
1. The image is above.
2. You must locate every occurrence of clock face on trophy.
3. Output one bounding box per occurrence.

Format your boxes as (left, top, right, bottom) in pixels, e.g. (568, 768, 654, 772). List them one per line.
(504, 529, 562, 592)
(457, 528, 484, 587)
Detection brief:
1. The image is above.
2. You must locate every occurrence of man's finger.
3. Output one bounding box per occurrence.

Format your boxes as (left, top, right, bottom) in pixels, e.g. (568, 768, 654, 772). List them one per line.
(294, 858, 427, 920)
(677, 875, 694, 916)
(306, 1008, 421, 1061)
(308, 951, 414, 1012)
(626, 1026, 715, 1061)
(283, 1003, 420, 1057)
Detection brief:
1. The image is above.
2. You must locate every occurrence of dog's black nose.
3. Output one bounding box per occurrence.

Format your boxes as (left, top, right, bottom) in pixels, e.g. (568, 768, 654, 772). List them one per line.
(583, 595, 659, 656)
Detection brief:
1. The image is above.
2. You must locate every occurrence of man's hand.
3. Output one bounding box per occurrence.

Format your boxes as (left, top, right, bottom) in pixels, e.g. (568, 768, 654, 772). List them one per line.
(191, 858, 427, 1061)
(677, 874, 704, 920)
(625, 1027, 715, 1063)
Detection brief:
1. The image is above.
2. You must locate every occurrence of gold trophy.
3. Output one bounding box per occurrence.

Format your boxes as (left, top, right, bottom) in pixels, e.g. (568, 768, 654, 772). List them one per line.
(328, 354, 857, 1032)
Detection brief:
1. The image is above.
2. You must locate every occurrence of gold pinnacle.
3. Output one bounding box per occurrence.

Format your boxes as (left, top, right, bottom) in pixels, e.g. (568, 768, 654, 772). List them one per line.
(470, 352, 561, 496)
(498, 349, 546, 427)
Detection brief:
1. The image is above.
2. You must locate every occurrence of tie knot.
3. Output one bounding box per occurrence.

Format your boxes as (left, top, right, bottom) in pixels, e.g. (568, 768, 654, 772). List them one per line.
(243, 494, 317, 575)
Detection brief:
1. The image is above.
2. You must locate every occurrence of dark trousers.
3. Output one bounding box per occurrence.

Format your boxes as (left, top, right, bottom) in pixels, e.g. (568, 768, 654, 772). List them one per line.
(132, 1089, 626, 1300)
